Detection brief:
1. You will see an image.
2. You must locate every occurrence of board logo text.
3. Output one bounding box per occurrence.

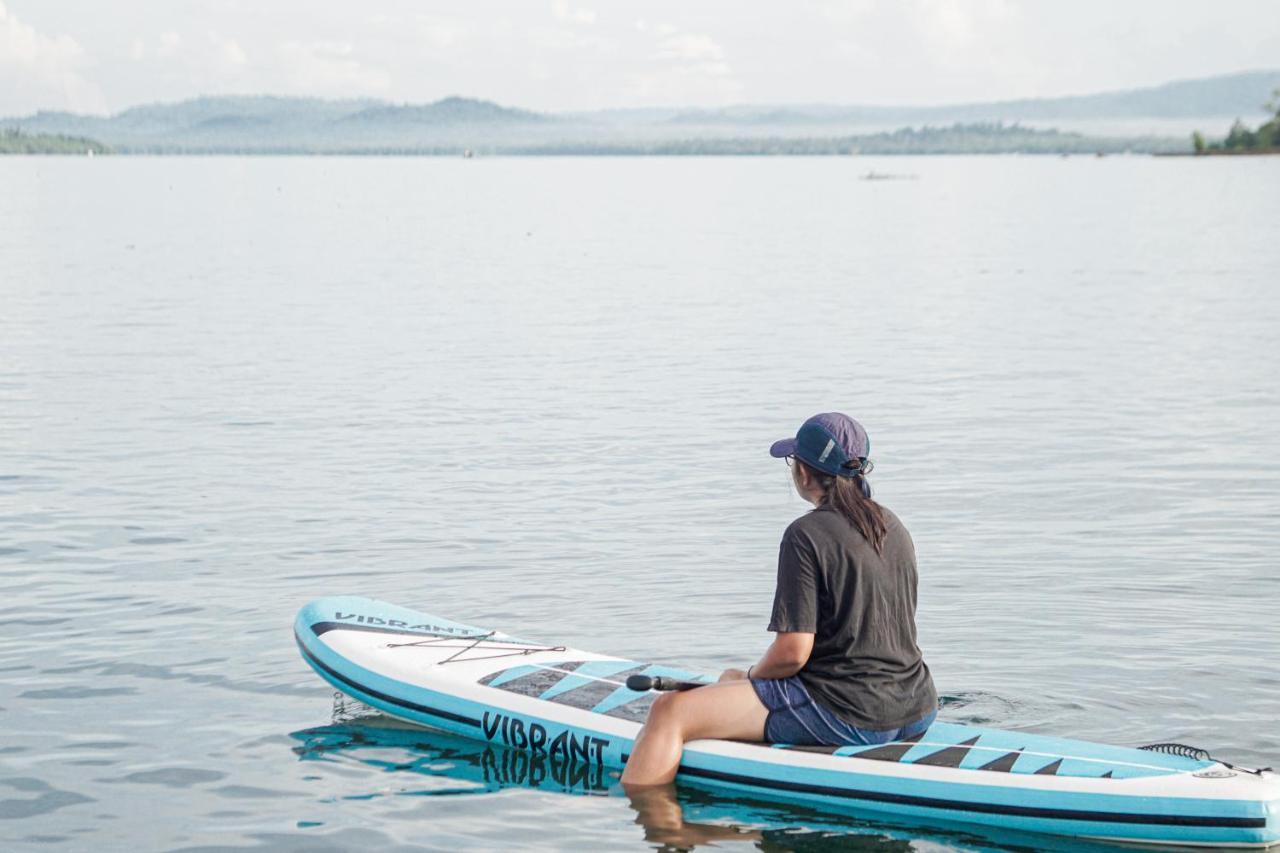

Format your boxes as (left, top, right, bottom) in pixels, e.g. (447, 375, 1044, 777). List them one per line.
(482, 712, 608, 765)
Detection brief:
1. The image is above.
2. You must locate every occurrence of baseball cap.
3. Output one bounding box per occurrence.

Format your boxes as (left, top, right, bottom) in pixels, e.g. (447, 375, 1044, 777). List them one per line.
(769, 412, 872, 478)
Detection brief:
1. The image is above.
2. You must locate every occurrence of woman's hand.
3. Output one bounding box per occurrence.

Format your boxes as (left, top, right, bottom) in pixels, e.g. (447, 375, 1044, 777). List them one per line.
(717, 668, 749, 683)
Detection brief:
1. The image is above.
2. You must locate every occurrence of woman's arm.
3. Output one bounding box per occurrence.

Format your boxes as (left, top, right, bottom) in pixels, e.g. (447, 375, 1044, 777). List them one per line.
(719, 631, 814, 682)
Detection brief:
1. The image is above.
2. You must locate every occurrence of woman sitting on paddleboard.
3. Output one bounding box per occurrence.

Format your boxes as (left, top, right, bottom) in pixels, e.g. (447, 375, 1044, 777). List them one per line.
(621, 412, 938, 786)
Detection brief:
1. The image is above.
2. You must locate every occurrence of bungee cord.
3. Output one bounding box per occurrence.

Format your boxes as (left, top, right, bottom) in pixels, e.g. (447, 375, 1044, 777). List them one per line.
(386, 631, 567, 664)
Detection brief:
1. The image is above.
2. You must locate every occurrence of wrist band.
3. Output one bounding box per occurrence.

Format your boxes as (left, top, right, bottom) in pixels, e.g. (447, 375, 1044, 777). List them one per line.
(746, 665, 754, 680)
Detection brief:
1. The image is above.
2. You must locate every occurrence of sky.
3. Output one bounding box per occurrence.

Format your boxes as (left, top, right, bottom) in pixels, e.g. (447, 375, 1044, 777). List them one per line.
(2, 0, 1279, 116)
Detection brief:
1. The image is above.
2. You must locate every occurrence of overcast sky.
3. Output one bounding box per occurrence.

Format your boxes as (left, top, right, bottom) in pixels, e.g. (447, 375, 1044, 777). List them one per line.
(3, 0, 1278, 116)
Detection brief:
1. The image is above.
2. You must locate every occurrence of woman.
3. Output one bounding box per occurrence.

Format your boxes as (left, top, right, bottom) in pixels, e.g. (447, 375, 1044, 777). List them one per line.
(620, 412, 937, 786)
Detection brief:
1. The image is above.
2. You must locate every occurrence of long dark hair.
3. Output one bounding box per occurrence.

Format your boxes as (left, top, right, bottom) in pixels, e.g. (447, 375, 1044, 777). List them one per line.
(796, 460, 888, 554)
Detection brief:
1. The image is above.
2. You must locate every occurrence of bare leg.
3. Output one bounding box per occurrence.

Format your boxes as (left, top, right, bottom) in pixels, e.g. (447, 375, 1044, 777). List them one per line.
(620, 679, 767, 786)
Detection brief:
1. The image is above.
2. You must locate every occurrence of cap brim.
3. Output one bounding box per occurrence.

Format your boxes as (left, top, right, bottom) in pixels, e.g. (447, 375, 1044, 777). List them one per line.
(769, 438, 796, 458)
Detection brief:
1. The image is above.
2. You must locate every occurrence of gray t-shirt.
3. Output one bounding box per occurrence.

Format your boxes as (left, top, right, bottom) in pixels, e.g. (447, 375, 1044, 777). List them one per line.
(768, 504, 937, 730)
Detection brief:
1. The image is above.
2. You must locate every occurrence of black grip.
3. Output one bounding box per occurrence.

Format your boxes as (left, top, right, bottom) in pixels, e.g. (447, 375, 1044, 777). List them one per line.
(625, 674, 702, 692)
(626, 674, 656, 692)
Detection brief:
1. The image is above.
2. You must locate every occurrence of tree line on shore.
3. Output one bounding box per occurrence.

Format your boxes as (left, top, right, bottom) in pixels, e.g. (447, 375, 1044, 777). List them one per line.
(0, 122, 1186, 156)
(0, 128, 109, 155)
(1193, 89, 1279, 153)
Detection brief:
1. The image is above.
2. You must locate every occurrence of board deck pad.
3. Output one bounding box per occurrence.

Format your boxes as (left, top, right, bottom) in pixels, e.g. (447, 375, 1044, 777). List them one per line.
(479, 660, 713, 722)
(476, 657, 1204, 779)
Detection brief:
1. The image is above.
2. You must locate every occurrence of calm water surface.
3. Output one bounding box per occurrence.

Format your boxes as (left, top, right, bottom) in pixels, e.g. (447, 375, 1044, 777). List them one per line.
(1, 155, 1278, 851)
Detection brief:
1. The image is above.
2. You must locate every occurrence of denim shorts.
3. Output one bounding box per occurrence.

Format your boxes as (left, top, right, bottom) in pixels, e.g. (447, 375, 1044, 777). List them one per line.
(751, 675, 937, 746)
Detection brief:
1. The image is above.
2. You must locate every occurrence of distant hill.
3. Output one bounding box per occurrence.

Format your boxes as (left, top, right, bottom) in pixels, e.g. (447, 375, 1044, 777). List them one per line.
(337, 96, 550, 126)
(664, 69, 1280, 126)
(1, 70, 1275, 155)
(15, 95, 375, 138)
(1, 94, 560, 153)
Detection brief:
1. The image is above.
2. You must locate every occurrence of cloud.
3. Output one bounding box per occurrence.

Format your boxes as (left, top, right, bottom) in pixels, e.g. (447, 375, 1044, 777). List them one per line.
(6, 0, 1279, 115)
(628, 27, 739, 104)
(276, 40, 391, 95)
(552, 0, 596, 26)
(209, 32, 248, 71)
(415, 15, 467, 50)
(656, 33, 726, 65)
(156, 31, 182, 59)
(811, 0, 1044, 103)
(0, 0, 105, 114)
(119, 30, 248, 97)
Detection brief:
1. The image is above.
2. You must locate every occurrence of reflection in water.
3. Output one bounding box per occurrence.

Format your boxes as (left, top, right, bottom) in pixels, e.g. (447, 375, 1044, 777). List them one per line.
(287, 706, 1123, 852)
(625, 784, 767, 849)
(293, 701, 613, 797)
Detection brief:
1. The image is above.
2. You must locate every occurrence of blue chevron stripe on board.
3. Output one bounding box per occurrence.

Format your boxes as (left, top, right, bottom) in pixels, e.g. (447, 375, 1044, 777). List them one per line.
(539, 660, 640, 700)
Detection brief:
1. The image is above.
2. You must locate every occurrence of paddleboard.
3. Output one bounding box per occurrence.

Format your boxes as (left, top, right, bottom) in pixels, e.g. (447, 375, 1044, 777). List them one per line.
(295, 596, 1279, 848)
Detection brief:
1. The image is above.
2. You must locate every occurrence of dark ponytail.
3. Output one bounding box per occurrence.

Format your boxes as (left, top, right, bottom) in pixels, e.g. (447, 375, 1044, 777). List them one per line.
(797, 460, 888, 554)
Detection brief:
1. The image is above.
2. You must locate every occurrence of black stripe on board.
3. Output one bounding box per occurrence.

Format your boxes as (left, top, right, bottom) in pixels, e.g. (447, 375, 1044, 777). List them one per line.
(651, 759, 1265, 829)
(977, 750, 1022, 772)
(787, 745, 843, 754)
(912, 736, 981, 768)
(545, 665, 648, 711)
(479, 661, 583, 696)
(599, 692, 657, 723)
(296, 634, 480, 729)
(310, 621, 501, 641)
(843, 732, 925, 762)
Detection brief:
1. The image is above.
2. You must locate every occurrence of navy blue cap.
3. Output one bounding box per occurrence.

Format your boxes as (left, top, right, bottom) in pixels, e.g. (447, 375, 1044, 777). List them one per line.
(770, 412, 872, 478)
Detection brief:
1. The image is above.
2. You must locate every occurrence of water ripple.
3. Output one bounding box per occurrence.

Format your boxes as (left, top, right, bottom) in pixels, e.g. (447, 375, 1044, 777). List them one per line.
(1, 155, 1277, 851)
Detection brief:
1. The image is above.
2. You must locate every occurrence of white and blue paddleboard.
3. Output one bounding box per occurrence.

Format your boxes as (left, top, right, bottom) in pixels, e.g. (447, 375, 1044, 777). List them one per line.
(295, 596, 1279, 848)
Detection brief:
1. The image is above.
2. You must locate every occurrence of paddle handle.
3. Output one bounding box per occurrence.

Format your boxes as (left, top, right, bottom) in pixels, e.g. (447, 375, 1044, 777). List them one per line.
(626, 674, 703, 692)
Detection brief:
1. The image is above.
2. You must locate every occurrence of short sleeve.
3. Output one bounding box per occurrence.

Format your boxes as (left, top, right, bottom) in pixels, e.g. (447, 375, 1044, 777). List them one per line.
(768, 530, 819, 633)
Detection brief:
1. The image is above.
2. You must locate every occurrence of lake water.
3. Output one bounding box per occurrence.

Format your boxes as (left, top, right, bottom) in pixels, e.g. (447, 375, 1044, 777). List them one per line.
(2, 154, 1278, 851)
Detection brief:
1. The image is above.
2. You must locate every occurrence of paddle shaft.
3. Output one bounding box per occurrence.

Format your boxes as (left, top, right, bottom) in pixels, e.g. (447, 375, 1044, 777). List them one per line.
(626, 674, 704, 692)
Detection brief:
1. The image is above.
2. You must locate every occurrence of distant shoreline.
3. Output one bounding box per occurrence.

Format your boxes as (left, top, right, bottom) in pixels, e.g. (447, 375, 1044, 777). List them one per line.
(0, 148, 1220, 158)
(1157, 149, 1280, 157)
(0, 149, 1194, 158)
(0, 125, 1191, 157)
